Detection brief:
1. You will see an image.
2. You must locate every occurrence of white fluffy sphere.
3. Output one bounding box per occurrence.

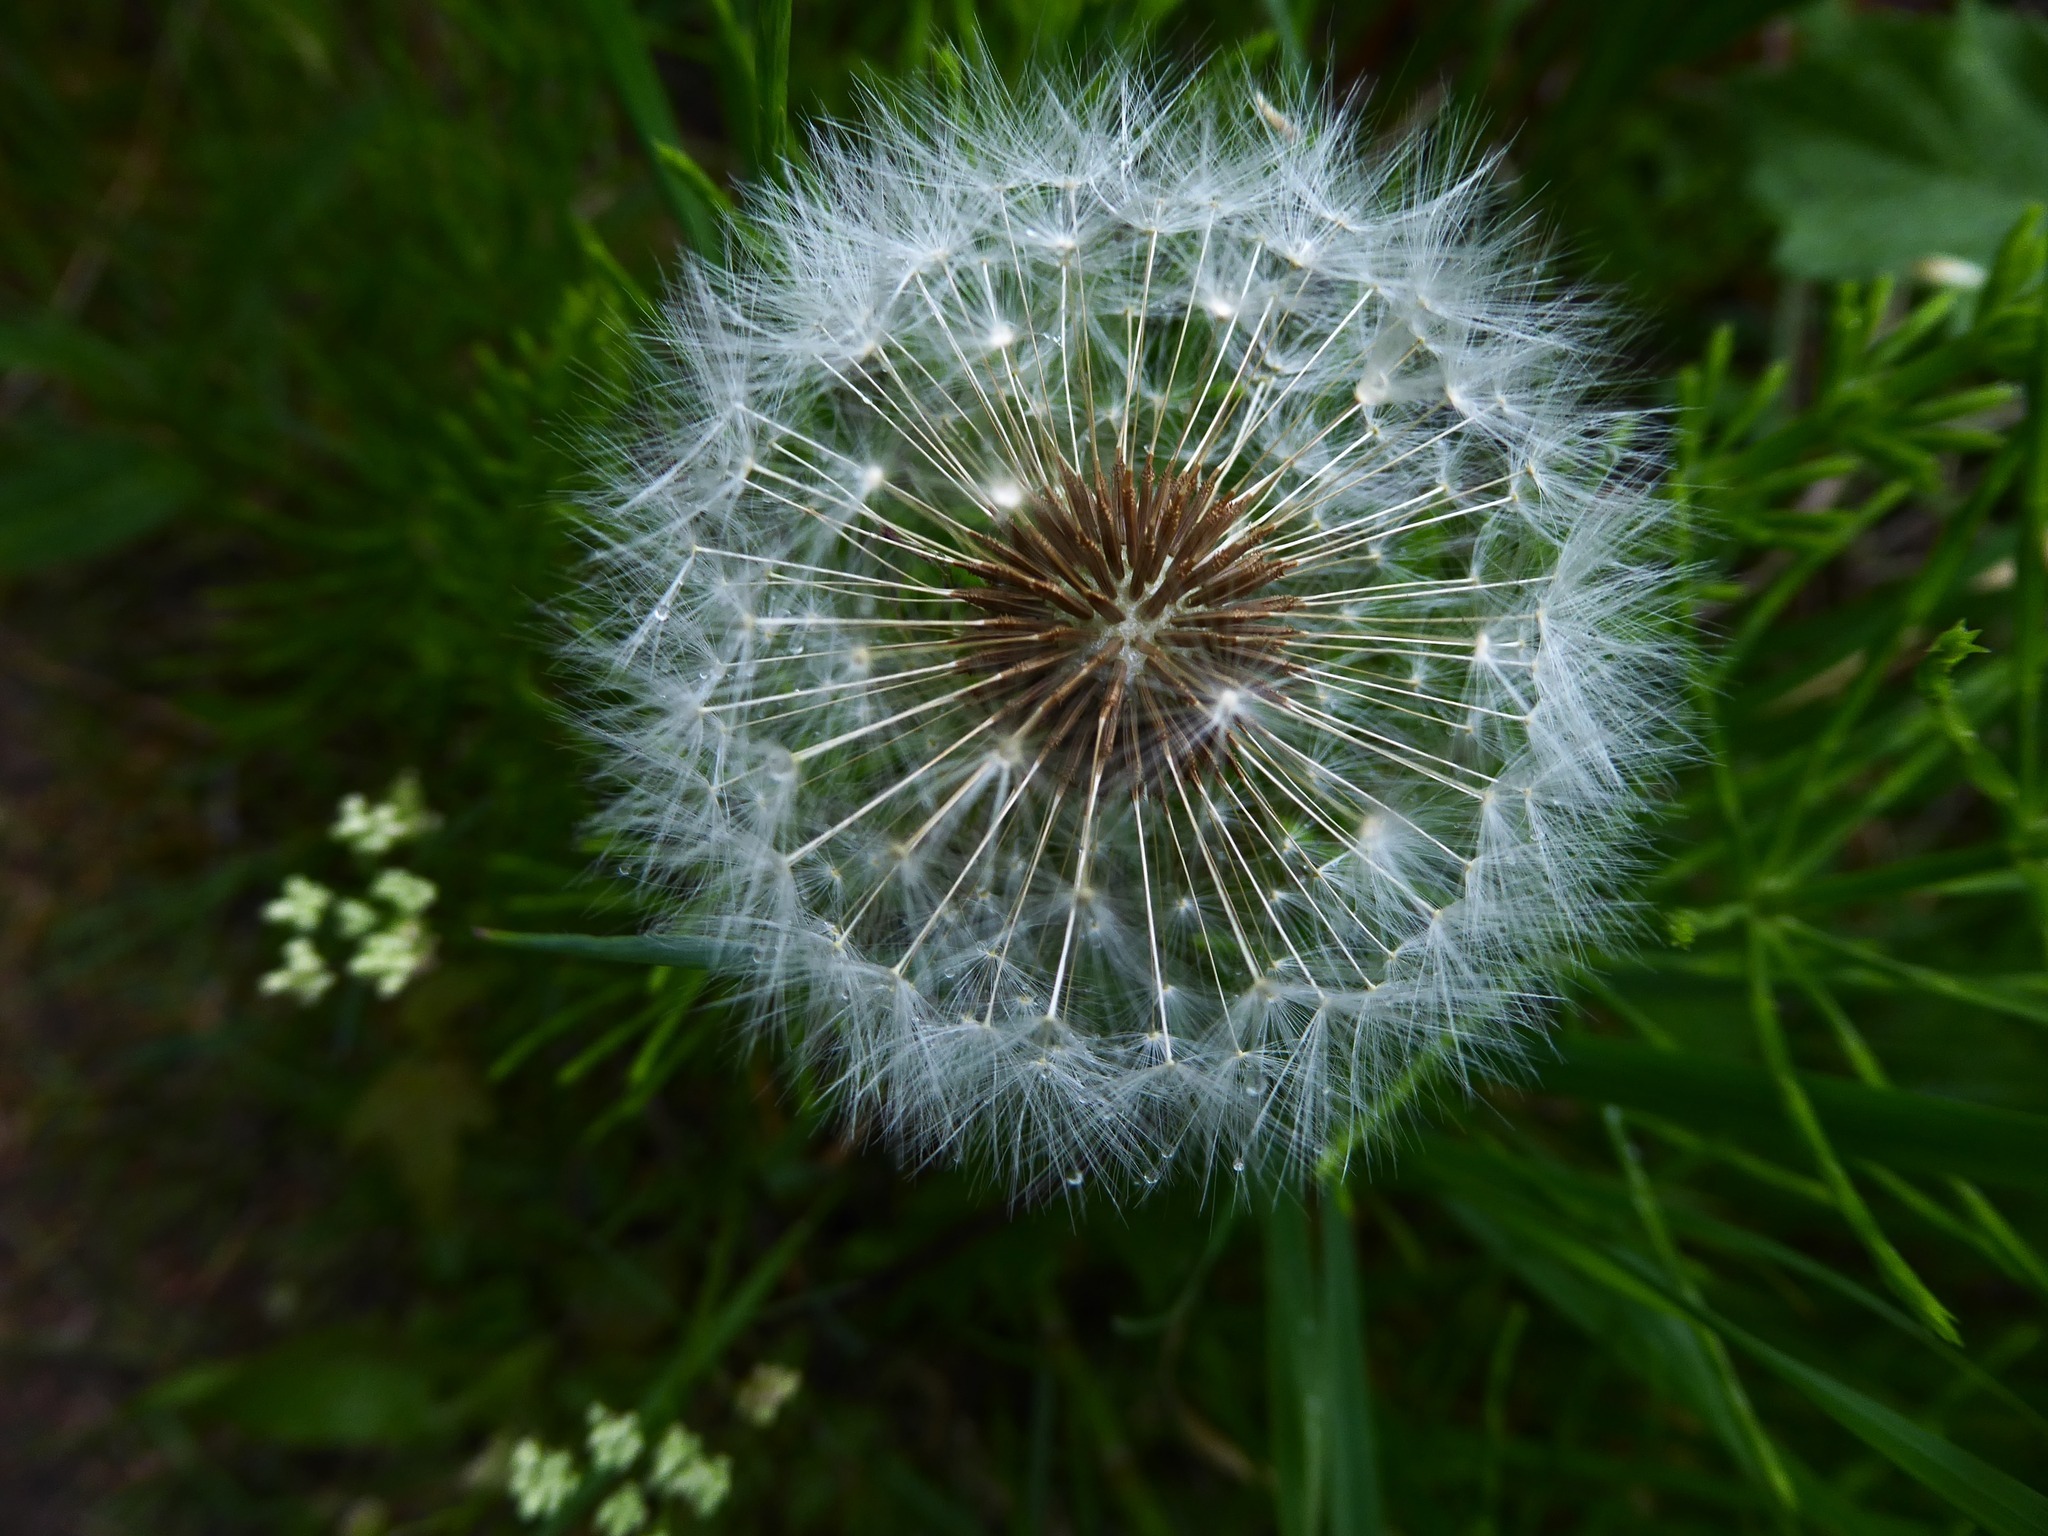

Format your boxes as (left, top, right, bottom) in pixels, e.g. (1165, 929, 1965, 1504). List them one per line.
(585, 60, 1684, 1196)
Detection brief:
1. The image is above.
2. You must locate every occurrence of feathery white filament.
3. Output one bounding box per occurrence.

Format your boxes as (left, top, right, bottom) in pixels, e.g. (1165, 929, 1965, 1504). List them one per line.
(585, 60, 1682, 1196)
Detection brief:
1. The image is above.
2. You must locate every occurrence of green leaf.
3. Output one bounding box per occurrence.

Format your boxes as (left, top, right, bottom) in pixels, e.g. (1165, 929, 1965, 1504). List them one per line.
(344, 1056, 492, 1219)
(753, 0, 792, 173)
(1747, 5, 2048, 279)
(145, 1336, 440, 1448)
(0, 430, 200, 571)
(1264, 1192, 1387, 1536)
(578, 0, 726, 249)
(1265, 1197, 1320, 1536)
(1724, 1327, 2048, 1536)
(1320, 1194, 1386, 1536)
(1446, 1175, 2048, 1533)
(1541, 1035, 2048, 1192)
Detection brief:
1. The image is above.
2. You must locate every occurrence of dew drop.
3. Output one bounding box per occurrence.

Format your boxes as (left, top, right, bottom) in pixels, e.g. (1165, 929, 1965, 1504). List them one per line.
(1231, 1157, 1246, 1174)
(1064, 1170, 1084, 1189)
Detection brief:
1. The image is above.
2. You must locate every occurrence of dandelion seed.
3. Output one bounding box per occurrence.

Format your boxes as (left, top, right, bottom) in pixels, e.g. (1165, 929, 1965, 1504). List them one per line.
(587, 59, 1684, 1195)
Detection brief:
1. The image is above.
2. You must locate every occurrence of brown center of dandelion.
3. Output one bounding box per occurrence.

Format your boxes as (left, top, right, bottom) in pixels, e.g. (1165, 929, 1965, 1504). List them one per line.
(950, 458, 1301, 798)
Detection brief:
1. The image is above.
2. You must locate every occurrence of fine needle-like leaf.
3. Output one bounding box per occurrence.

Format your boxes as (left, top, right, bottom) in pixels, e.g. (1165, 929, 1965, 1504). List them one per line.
(1766, 440, 2023, 869)
(1603, 1106, 1798, 1512)
(1771, 936, 2048, 1297)
(1747, 920, 1960, 1343)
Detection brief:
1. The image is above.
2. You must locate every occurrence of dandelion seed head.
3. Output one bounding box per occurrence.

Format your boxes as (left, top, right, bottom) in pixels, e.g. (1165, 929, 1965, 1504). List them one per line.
(585, 58, 1684, 1197)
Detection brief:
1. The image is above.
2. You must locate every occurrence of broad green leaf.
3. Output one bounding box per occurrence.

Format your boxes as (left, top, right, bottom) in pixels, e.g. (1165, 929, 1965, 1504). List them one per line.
(144, 1336, 440, 1448)
(344, 1056, 492, 1219)
(0, 430, 199, 570)
(1747, 5, 2048, 278)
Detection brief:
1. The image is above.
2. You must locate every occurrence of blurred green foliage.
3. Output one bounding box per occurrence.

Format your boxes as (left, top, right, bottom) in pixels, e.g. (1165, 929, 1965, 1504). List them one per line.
(1748, 3, 2048, 280)
(5, 2, 2048, 1533)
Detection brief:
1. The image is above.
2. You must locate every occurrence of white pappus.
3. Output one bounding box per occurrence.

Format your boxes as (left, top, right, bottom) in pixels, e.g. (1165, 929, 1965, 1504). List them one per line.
(582, 58, 1686, 1197)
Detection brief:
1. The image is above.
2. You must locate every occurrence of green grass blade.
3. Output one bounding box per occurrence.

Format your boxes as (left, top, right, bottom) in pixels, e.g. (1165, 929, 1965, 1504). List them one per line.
(640, 1200, 828, 1421)
(1780, 918, 2048, 1028)
(1452, 1184, 2048, 1534)
(2020, 265, 2048, 816)
(1766, 441, 2024, 868)
(1320, 1189, 1385, 1536)
(1604, 1108, 1798, 1509)
(1049, 1307, 1175, 1536)
(1265, 1197, 1321, 1536)
(1444, 1197, 1796, 1494)
(1746, 921, 1960, 1342)
(1262, 0, 1308, 76)
(1474, 1302, 1527, 1536)
(578, 0, 726, 249)
(1544, 1035, 2048, 1192)
(1723, 1326, 2048, 1536)
(754, 0, 792, 174)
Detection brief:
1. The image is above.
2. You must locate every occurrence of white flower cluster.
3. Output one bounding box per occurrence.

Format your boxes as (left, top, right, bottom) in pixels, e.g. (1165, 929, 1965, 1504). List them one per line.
(332, 769, 441, 855)
(506, 1404, 735, 1533)
(258, 779, 439, 1004)
(588, 59, 1684, 1193)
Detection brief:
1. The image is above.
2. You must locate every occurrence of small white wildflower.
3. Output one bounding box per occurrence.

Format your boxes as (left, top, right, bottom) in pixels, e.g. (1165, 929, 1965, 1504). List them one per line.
(734, 1362, 802, 1427)
(370, 867, 438, 916)
(680, 1454, 733, 1517)
(648, 1423, 732, 1514)
(259, 936, 334, 1005)
(346, 919, 434, 998)
(335, 898, 380, 939)
(590, 59, 1684, 1195)
(507, 1438, 580, 1521)
(593, 1483, 650, 1536)
(262, 875, 334, 933)
(585, 1403, 645, 1473)
(648, 1423, 705, 1492)
(331, 773, 439, 857)
(1911, 253, 1987, 291)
